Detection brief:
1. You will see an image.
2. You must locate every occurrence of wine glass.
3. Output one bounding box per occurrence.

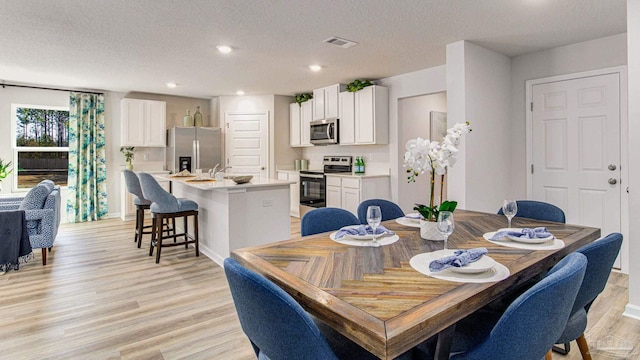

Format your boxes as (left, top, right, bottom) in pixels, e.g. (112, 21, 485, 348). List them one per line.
(366, 205, 382, 247)
(437, 211, 455, 250)
(502, 200, 518, 229)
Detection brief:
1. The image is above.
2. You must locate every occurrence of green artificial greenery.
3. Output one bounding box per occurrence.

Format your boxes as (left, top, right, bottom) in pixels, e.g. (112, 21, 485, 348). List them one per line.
(414, 200, 457, 223)
(346, 79, 373, 92)
(120, 146, 135, 164)
(295, 93, 313, 106)
(0, 159, 13, 180)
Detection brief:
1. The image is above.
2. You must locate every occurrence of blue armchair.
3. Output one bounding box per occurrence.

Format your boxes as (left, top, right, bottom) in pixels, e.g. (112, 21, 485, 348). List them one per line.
(0, 180, 61, 265)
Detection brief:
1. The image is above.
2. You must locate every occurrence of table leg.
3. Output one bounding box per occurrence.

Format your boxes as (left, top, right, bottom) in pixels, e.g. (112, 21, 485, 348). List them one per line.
(433, 324, 456, 360)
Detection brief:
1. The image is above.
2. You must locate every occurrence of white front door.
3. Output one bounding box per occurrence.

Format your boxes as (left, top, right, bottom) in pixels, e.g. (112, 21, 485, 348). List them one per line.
(225, 112, 269, 179)
(531, 73, 622, 266)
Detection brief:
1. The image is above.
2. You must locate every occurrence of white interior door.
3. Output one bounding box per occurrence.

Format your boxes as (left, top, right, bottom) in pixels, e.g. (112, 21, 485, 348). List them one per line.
(531, 73, 621, 265)
(225, 112, 269, 178)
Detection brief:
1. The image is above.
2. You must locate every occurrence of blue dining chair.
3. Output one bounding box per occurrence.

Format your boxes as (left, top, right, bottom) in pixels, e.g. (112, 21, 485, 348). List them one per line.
(224, 257, 389, 360)
(301, 207, 360, 236)
(553, 233, 623, 359)
(416, 252, 587, 360)
(357, 199, 405, 224)
(497, 200, 566, 223)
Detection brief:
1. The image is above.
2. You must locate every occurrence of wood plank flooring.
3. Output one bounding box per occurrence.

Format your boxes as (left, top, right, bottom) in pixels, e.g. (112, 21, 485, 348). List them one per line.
(0, 217, 637, 360)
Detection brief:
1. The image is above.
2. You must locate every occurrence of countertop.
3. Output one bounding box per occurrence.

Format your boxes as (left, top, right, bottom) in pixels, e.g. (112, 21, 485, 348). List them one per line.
(157, 174, 295, 191)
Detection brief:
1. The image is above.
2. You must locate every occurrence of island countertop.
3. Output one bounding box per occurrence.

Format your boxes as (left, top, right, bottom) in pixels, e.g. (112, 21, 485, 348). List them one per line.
(157, 174, 295, 191)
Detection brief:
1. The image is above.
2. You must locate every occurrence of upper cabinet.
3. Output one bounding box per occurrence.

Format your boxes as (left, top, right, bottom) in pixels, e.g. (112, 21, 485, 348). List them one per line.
(121, 99, 166, 147)
(290, 100, 313, 147)
(313, 84, 345, 120)
(340, 85, 389, 145)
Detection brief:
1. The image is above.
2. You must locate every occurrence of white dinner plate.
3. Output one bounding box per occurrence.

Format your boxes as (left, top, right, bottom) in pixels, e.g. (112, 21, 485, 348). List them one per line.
(506, 234, 554, 244)
(409, 250, 510, 283)
(395, 214, 422, 228)
(337, 225, 391, 241)
(447, 253, 497, 274)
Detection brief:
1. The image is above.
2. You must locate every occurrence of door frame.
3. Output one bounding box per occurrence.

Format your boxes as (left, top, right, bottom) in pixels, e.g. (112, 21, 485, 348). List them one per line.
(525, 66, 628, 273)
(224, 111, 270, 179)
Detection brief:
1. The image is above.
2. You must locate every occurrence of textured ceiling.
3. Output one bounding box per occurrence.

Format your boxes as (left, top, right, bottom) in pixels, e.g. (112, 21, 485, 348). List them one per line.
(0, 0, 627, 98)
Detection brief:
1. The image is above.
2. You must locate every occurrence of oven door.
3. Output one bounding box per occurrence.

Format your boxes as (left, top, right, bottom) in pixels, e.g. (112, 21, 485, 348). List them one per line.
(299, 173, 325, 208)
(310, 119, 338, 145)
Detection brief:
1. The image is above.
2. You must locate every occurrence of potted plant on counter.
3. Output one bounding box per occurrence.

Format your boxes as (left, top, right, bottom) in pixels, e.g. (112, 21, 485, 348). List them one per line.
(403, 122, 471, 240)
(120, 147, 135, 170)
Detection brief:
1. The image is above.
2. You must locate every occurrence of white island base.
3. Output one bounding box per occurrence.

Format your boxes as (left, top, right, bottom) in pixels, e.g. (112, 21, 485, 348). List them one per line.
(166, 176, 293, 267)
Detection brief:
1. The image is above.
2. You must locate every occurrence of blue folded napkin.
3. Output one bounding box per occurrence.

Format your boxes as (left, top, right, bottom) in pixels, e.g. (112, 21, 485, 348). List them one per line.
(429, 248, 488, 272)
(490, 227, 552, 241)
(334, 225, 394, 239)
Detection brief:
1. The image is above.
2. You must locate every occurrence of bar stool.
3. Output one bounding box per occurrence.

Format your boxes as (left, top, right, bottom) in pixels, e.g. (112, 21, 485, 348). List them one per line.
(122, 169, 173, 248)
(138, 172, 199, 263)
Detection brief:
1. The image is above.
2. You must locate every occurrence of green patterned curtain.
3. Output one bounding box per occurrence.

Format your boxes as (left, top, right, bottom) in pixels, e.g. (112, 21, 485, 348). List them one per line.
(66, 92, 108, 222)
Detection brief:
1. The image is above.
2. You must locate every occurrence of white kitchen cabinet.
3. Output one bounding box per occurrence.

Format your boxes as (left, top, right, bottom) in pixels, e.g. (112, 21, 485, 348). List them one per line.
(325, 175, 391, 216)
(339, 85, 389, 145)
(339, 91, 355, 145)
(277, 171, 301, 217)
(313, 84, 345, 121)
(121, 98, 166, 147)
(300, 100, 313, 146)
(121, 171, 170, 221)
(289, 101, 313, 147)
(289, 103, 301, 146)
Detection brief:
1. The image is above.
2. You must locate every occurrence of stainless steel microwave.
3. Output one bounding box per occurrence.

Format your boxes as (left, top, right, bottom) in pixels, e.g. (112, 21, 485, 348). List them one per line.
(310, 118, 338, 145)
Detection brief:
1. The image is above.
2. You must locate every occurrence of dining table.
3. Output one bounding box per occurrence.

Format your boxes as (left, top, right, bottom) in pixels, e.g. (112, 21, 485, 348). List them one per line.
(230, 209, 601, 359)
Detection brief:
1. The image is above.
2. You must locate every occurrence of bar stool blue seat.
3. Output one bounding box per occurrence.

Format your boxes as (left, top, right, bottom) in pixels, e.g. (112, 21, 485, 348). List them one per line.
(138, 172, 199, 263)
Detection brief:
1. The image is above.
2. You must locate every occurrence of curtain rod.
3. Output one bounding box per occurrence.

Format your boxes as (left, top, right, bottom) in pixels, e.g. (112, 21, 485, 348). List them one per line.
(1, 82, 104, 95)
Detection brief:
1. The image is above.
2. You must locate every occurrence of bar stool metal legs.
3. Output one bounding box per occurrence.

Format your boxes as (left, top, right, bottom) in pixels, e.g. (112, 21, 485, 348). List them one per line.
(149, 210, 199, 263)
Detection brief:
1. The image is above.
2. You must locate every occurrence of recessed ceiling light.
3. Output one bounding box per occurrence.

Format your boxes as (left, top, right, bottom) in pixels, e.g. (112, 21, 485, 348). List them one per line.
(309, 65, 322, 72)
(217, 45, 233, 54)
(236, 90, 245, 95)
(166, 82, 177, 88)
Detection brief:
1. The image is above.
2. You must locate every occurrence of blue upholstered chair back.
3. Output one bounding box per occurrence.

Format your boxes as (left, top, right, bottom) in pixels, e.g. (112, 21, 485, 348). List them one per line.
(357, 199, 405, 224)
(451, 253, 587, 360)
(497, 200, 566, 223)
(572, 232, 622, 313)
(138, 172, 180, 213)
(224, 258, 340, 360)
(301, 207, 360, 236)
(122, 169, 152, 206)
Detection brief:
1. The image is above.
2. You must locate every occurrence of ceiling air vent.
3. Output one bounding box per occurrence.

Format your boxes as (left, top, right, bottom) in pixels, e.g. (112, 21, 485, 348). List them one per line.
(323, 36, 358, 49)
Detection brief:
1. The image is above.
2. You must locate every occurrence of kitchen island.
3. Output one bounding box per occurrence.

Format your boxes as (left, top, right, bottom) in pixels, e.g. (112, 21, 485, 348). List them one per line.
(159, 175, 295, 267)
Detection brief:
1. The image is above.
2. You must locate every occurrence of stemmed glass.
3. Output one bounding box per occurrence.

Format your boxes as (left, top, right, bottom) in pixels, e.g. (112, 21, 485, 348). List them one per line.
(366, 205, 382, 248)
(437, 211, 455, 250)
(502, 200, 518, 229)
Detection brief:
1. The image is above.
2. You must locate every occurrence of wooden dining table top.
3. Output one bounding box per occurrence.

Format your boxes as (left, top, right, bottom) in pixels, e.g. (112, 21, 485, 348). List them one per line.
(231, 209, 601, 360)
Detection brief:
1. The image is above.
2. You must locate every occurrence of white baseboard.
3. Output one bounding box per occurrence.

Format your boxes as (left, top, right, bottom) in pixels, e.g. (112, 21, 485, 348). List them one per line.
(623, 303, 640, 320)
(198, 243, 225, 268)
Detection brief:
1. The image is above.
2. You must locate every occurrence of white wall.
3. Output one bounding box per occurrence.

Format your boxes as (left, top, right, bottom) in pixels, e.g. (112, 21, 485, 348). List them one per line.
(396, 93, 447, 212)
(274, 95, 302, 171)
(447, 41, 512, 213)
(378, 65, 448, 205)
(509, 33, 627, 198)
(626, 0, 640, 320)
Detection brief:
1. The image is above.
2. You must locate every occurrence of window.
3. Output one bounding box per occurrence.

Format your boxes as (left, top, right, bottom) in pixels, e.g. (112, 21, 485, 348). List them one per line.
(12, 104, 69, 189)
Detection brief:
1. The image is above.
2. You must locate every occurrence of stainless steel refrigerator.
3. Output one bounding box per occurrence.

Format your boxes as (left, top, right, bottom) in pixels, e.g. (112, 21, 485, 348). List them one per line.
(166, 127, 222, 173)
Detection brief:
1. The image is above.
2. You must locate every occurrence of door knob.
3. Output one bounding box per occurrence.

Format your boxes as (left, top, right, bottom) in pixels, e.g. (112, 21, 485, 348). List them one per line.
(261, 167, 265, 170)
(608, 164, 617, 171)
(608, 178, 617, 185)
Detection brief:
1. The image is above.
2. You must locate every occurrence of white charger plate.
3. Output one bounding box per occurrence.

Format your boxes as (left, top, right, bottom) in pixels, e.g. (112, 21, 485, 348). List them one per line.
(483, 231, 565, 250)
(395, 213, 422, 228)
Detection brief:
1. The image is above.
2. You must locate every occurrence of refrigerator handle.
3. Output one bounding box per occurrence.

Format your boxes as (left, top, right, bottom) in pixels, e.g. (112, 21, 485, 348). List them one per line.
(193, 140, 198, 169)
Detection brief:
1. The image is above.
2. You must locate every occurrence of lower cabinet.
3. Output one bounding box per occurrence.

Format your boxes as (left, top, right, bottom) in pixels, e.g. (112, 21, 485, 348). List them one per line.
(325, 175, 391, 216)
(277, 171, 300, 217)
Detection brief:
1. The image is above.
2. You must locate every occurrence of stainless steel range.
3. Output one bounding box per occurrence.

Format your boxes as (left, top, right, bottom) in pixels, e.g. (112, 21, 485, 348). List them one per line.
(299, 156, 352, 216)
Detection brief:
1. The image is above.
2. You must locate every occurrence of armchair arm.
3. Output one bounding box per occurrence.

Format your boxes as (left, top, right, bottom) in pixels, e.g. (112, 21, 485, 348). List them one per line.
(0, 202, 21, 211)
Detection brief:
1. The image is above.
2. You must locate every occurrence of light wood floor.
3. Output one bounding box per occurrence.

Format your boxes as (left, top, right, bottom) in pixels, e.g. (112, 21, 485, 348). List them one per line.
(1, 217, 637, 360)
